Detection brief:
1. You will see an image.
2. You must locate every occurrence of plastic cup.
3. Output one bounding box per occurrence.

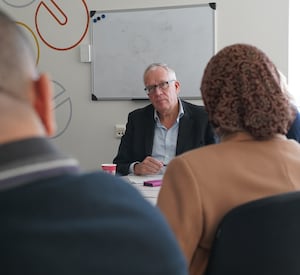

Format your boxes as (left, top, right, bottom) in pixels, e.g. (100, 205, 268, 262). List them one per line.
(101, 164, 117, 175)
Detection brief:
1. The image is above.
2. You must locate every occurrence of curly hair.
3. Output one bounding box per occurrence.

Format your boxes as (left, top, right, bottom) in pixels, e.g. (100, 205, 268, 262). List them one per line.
(200, 43, 293, 140)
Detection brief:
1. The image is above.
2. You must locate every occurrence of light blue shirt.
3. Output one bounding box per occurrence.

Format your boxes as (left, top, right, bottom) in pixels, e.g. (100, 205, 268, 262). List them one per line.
(129, 99, 184, 174)
(151, 99, 184, 165)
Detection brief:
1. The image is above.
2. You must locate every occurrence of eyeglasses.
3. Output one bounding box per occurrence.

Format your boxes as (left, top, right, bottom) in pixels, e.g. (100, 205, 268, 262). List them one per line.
(144, 80, 175, 95)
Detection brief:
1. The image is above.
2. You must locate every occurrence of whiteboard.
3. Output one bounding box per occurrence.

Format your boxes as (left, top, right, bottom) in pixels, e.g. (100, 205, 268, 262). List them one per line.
(90, 4, 216, 100)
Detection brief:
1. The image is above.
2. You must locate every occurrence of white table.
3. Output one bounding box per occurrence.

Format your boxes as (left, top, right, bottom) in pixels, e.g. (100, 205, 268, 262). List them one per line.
(124, 175, 162, 205)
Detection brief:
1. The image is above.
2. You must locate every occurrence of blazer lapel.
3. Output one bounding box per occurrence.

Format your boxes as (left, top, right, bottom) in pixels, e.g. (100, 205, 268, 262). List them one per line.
(176, 114, 194, 155)
(144, 107, 155, 156)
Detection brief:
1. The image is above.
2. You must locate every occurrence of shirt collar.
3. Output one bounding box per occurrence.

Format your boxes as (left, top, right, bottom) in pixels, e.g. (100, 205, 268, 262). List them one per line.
(0, 137, 80, 190)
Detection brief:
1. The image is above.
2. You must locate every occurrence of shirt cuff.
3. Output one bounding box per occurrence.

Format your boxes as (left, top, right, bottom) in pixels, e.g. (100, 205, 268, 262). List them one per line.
(129, 161, 140, 174)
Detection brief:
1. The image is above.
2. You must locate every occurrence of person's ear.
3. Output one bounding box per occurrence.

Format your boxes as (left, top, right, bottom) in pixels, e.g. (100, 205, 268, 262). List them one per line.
(33, 74, 56, 137)
(174, 80, 180, 95)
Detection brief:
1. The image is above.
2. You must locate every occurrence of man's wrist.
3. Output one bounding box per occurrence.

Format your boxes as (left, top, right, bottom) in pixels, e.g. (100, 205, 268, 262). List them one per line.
(129, 161, 140, 174)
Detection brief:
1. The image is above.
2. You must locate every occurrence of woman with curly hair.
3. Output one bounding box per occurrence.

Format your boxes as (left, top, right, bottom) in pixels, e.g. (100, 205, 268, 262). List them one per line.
(157, 43, 300, 275)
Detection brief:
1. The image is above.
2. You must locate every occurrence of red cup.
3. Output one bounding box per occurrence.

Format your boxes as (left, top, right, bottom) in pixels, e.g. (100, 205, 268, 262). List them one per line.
(101, 164, 117, 175)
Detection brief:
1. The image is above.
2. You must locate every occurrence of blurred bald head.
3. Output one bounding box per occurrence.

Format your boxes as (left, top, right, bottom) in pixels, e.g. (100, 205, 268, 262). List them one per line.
(0, 9, 55, 142)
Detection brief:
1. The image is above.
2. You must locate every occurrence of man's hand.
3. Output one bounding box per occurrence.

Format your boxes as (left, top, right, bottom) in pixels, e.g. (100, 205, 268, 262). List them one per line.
(134, 156, 164, 175)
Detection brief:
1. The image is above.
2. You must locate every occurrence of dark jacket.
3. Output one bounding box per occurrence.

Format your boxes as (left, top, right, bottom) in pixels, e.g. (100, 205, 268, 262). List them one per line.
(113, 100, 217, 175)
(287, 110, 300, 142)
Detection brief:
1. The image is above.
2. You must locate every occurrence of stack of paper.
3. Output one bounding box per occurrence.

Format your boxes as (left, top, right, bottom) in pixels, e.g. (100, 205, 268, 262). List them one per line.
(124, 174, 163, 205)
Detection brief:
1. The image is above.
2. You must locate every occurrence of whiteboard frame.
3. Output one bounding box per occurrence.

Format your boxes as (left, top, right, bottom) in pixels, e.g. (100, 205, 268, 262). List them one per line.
(90, 4, 216, 100)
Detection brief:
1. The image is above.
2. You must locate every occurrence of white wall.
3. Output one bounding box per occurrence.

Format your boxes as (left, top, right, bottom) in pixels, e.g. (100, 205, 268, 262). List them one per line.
(1, 0, 288, 171)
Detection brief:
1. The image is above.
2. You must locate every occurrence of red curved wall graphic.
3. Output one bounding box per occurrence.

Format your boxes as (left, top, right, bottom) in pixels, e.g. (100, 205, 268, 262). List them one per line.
(35, 0, 89, 51)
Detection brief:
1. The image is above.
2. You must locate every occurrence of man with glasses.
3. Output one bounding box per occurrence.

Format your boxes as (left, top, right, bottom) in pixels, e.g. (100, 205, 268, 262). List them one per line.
(113, 63, 217, 176)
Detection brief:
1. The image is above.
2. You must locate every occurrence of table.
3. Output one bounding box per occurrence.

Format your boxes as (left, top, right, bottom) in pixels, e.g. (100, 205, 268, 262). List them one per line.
(124, 174, 162, 205)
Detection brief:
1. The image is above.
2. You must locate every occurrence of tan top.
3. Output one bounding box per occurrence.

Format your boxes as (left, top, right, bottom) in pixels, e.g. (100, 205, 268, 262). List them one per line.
(157, 132, 300, 275)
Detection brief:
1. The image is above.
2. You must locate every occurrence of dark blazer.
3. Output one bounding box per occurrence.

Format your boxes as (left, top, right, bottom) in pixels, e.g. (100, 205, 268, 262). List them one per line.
(113, 100, 217, 175)
(287, 110, 300, 142)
